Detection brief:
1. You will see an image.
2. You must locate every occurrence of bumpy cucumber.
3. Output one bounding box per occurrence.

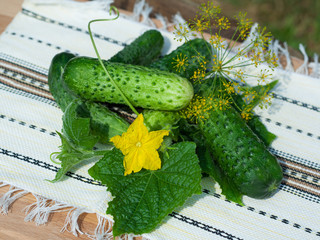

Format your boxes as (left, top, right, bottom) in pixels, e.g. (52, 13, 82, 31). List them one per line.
(198, 106, 283, 199)
(63, 57, 194, 111)
(142, 109, 180, 131)
(48, 52, 76, 111)
(109, 29, 164, 66)
(195, 77, 277, 146)
(84, 102, 129, 142)
(149, 38, 212, 79)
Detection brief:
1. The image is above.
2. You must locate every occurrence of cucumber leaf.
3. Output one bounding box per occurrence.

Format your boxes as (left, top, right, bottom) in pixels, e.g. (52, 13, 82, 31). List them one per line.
(241, 80, 278, 109)
(88, 142, 202, 236)
(50, 132, 98, 182)
(49, 100, 102, 182)
(62, 100, 99, 151)
(248, 115, 276, 146)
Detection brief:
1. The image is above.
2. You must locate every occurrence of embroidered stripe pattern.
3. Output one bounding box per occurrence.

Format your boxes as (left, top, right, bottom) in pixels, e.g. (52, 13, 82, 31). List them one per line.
(2, 55, 320, 141)
(202, 189, 320, 236)
(1, 144, 319, 236)
(169, 212, 243, 240)
(272, 93, 320, 113)
(264, 117, 320, 141)
(0, 64, 54, 101)
(0, 52, 48, 75)
(5, 31, 78, 55)
(21, 8, 127, 47)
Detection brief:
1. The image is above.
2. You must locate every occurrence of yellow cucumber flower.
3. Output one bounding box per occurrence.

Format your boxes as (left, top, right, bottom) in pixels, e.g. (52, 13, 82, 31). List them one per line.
(110, 114, 169, 176)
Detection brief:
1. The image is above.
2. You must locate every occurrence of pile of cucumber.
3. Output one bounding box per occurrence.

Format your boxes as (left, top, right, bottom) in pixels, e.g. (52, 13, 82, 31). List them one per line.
(48, 29, 283, 203)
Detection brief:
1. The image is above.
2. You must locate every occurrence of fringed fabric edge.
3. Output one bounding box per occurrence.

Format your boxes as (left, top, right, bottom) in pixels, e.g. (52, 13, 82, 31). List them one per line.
(0, 182, 145, 240)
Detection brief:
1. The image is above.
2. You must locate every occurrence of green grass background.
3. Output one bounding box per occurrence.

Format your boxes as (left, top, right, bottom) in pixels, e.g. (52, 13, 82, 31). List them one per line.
(217, 0, 319, 58)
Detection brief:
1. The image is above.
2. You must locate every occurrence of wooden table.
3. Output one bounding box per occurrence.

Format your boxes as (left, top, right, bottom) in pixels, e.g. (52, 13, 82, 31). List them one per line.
(0, 0, 308, 239)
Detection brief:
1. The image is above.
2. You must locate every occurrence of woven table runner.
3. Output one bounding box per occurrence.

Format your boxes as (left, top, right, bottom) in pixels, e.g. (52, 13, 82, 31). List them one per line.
(0, 0, 319, 239)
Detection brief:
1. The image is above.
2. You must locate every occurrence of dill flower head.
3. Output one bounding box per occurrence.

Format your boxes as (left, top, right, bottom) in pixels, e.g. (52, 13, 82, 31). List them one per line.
(172, 53, 189, 72)
(180, 95, 213, 123)
(173, 3, 278, 120)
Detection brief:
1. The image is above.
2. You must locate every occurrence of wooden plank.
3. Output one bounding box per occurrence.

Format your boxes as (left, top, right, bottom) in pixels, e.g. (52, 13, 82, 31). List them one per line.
(0, 0, 23, 33)
(0, 185, 99, 240)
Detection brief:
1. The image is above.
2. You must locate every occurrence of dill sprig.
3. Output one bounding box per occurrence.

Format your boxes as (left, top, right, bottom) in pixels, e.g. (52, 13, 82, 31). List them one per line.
(173, 3, 279, 121)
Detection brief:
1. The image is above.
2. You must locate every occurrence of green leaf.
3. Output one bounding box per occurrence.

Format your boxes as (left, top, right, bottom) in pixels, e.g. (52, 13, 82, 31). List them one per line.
(88, 142, 202, 236)
(49, 132, 99, 183)
(49, 100, 102, 182)
(62, 100, 99, 150)
(248, 115, 277, 146)
(242, 80, 278, 109)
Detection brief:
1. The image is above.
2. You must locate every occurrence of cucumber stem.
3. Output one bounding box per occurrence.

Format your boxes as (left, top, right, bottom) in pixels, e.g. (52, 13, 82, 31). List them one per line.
(88, 7, 139, 115)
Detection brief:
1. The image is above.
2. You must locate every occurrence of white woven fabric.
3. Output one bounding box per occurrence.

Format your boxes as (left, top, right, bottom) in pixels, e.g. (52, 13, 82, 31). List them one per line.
(0, 0, 319, 239)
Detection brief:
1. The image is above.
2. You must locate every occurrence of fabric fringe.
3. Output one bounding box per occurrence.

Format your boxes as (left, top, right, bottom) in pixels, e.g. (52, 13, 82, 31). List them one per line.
(124, 0, 156, 28)
(61, 207, 90, 236)
(86, 215, 113, 240)
(309, 53, 319, 78)
(0, 184, 29, 215)
(0, 182, 140, 239)
(1, 0, 318, 238)
(23, 194, 72, 225)
(25, 0, 319, 78)
(125, 0, 319, 78)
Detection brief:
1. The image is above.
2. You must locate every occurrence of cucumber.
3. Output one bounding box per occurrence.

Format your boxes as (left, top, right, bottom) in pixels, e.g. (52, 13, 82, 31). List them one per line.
(84, 102, 130, 142)
(109, 29, 164, 66)
(62, 57, 194, 111)
(149, 38, 212, 79)
(48, 52, 76, 111)
(195, 77, 277, 146)
(192, 77, 283, 199)
(142, 109, 180, 131)
(198, 106, 283, 199)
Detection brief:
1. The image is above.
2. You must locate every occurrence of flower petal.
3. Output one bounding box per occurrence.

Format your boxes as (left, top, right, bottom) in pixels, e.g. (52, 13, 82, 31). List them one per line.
(143, 130, 170, 149)
(124, 148, 143, 175)
(110, 135, 123, 149)
(133, 114, 149, 141)
(111, 113, 168, 176)
(141, 148, 161, 171)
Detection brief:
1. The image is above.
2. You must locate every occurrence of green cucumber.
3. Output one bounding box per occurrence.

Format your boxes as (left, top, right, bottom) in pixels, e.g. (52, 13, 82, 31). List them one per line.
(48, 52, 76, 111)
(62, 57, 194, 111)
(142, 109, 180, 131)
(84, 102, 130, 142)
(192, 77, 283, 199)
(109, 29, 164, 66)
(149, 38, 212, 79)
(198, 106, 283, 199)
(195, 77, 277, 146)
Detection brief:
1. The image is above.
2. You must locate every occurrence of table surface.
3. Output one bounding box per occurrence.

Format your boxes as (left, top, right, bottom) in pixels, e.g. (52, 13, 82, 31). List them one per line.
(0, 0, 307, 239)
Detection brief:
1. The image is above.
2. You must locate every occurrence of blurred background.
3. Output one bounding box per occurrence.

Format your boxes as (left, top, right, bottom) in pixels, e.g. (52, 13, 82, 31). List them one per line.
(114, 0, 319, 59)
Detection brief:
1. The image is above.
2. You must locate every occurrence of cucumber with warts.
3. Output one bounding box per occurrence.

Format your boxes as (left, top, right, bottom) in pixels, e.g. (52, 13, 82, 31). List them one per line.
(48, 52, 76, 111)
(198, 106, 283, 199)
(149, 38, 212, 79)
(109, 29, 164, 66)
(62, 57, 194, 111)
(194, 79, 283, 199)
